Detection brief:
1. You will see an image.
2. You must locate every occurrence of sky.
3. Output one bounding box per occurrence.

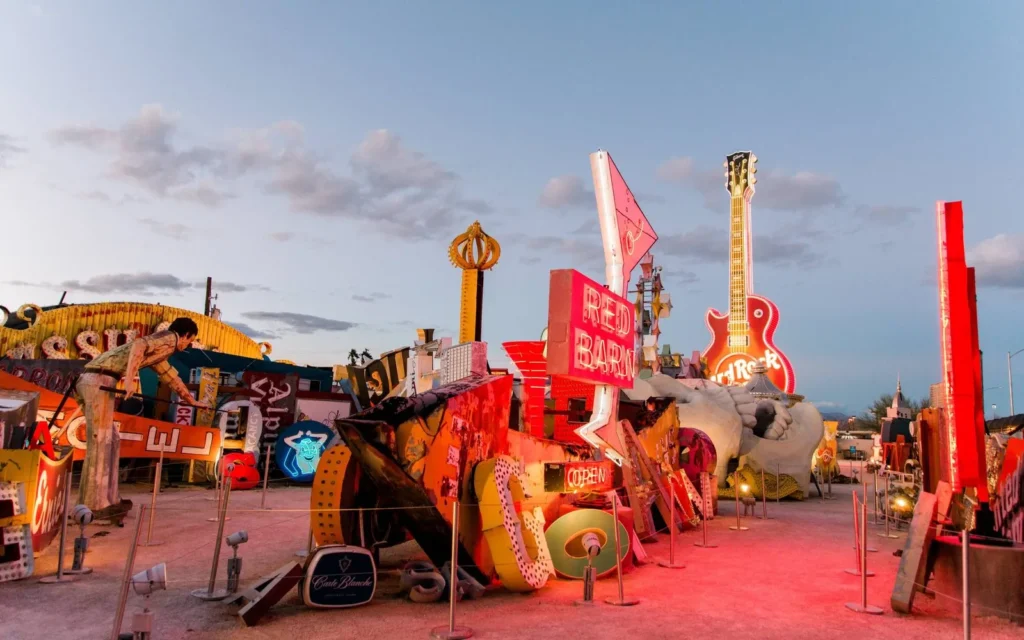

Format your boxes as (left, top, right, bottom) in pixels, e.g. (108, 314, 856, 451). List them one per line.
(1, 1, 1022, 417)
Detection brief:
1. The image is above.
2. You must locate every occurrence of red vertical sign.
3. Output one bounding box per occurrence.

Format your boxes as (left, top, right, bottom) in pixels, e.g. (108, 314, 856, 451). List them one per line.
(936, 201, 982, 493)
(966, 267, 989, 502)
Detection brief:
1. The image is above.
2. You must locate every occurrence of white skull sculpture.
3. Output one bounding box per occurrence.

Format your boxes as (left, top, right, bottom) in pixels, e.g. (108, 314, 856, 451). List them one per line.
(629, 374, 824, 495)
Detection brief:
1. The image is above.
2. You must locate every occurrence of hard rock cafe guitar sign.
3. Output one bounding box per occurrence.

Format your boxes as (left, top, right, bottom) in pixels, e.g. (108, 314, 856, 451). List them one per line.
(702, 151, 795, 394)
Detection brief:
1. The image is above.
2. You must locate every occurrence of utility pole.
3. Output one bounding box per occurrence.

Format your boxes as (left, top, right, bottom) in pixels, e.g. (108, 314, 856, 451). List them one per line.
(204, 277, 213, 316)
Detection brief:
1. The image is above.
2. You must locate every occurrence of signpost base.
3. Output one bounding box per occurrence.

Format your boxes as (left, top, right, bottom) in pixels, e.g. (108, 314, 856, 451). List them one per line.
(845, 603, 883, 615)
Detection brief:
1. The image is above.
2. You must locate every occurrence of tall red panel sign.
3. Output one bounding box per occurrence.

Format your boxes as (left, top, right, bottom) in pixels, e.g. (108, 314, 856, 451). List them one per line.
(936, 201, 983, 494)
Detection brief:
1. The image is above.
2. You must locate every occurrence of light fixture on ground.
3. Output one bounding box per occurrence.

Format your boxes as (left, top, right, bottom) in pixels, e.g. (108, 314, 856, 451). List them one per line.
(119, 563, 167, 640)
(574, 532, 602, 605)
(66, 504, 95, 575)
(226, 530, 248, 594)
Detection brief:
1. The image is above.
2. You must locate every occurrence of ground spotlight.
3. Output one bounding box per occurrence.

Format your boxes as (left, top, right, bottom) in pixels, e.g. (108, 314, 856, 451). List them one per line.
(67, 505, 94, 575)
(226, 530, 248, 593)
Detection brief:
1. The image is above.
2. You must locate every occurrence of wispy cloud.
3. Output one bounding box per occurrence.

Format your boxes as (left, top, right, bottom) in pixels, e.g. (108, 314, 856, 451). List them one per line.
(240, 310, 358, 334)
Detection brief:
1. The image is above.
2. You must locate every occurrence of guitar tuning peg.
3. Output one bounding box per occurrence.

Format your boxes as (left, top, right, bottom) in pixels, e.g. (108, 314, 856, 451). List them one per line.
(751, 154, 758, 164)
(750, 177, 757, 185)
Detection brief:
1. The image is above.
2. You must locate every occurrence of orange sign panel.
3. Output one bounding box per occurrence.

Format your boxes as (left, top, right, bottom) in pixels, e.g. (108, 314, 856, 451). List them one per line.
(0, 371, 220, 462)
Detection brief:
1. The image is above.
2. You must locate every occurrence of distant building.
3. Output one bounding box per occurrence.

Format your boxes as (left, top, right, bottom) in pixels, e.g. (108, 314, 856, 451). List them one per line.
(887, 377, 914, 420)
(929, 382, 945, 409)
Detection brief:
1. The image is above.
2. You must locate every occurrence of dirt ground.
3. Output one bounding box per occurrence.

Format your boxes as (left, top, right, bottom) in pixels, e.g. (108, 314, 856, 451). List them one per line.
(2, 481, 1019, 640)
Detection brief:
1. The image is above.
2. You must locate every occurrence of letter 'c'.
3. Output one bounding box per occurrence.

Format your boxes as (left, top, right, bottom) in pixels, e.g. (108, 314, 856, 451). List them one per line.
(473, 456, 554, 591)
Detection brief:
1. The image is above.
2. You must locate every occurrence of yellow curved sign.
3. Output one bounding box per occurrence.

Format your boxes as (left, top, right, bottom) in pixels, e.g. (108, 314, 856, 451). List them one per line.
(0, 302, 266, 360)
(473, 456, 553, 592)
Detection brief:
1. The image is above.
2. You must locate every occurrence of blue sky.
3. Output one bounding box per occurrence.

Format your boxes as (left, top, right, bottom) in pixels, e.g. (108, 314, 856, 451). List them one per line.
(1, 1, 1022, 416)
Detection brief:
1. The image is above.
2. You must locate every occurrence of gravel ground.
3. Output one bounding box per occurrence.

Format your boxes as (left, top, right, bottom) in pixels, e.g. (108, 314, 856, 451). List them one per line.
(1, 481, 1019, 639)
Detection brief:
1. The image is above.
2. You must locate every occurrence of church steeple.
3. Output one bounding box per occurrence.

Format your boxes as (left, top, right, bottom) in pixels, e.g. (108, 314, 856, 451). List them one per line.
(887, 374, 912, 419)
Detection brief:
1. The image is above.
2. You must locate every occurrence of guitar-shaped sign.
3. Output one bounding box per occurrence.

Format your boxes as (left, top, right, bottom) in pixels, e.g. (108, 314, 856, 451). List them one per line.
(701, 151, 795, 393)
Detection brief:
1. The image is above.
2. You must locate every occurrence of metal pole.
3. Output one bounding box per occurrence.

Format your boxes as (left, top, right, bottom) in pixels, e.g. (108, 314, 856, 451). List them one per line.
(39, 467, 76, 583)
(845, 498, 883, 614)
(1009, 351, 1015, 417)
(760, 467, 769, 519)
(872, 470, 879, 525)
(694, 472, 717, 549)
(845, 491, 875, 576)
(110, 505, 146, 639)
(604, 493, 639, 606)
(776, 463, 781, 505)
(730, 471, 748, 531)
(259, 444, 272, 510)
(208, 464, 231, 522)
(962, 528, 971, 639)
(879, 474, 899, 539)
(659, 486, 684, 568)
(192, 477, 232, 600)
(142, 449, 164, 546)
(430, 500, 473, 638)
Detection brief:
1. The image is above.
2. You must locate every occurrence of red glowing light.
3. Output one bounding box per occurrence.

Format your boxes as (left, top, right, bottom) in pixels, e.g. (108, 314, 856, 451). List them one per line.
(546, 269, 635, 388)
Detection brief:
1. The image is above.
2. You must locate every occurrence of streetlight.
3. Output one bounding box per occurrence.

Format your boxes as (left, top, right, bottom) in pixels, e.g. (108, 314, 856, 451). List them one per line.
(1009, 349, 1024, 416)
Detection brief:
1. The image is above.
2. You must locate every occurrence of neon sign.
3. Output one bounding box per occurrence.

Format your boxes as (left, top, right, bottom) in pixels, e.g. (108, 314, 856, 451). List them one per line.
(936, 201, 984, 494)
(710, 348, 785, 386)
(274, 420, 336, 482)
(546, 269, 634, 388)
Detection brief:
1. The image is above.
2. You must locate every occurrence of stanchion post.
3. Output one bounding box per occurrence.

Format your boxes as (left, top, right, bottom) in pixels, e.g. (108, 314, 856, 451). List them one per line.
(694, 472, 718, 549)
(259, 444, 272, 510)
(845, 498, 882, 614)
(759, 467, 770, 519)
(872, 469, 879, 525)
(845, 492, 874, 577)
(776, 463, 781, 505)
(658, 488, 684, 569)
(39, 467, 76, 584)
(430, 500, 473, 638)
(141, 448, 165, 547)
(208, 464, 232, 523)
(729, 471, 748, 531)
(879, 473, 899, 539)
(962, 528, 971, 639)
(192, 478, 232, 601)
(604, 492, 640, 606)
(110, 505, 146, 639)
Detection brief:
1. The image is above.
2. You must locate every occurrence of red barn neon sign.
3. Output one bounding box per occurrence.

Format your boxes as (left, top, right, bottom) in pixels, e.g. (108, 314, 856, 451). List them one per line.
(546, 269, 635, 389)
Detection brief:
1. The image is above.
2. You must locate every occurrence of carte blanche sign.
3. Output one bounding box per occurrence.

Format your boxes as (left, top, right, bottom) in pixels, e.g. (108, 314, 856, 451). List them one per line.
(300, 545, 377, 608)
(546, 269, 634, 389)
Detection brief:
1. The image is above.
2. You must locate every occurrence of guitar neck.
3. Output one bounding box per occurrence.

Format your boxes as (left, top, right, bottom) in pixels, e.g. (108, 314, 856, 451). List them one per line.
(728, 195, 751, 347)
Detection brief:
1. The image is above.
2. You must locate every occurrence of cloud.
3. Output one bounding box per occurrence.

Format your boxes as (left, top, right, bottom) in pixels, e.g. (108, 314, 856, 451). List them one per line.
(49, 105, 227, 206)
(209, 280, 265, 293)
(661, 268, 700, 286)
(854, 204, 921, 226)
(658, 225, 822, 268)
(225, 321, 279, 341)
(138, 217, 191, 241)
(57, 272, 195, 295)
(240, 311, 358, 334)
(352, 292, 391, 303)
(268, 231, 295, 242)
(7, 273, 264, 296)
(538, 175, 593, 209)
(656, 155, 844, 212)
(504, 232, 605, 269)
(967, 233, 1024, 289)
(0, 134, 26, 168)
(50, 108, 487, 240)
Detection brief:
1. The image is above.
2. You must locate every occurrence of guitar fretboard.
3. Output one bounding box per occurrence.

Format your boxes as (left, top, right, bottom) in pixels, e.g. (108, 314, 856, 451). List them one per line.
(728, 195, 751, 351)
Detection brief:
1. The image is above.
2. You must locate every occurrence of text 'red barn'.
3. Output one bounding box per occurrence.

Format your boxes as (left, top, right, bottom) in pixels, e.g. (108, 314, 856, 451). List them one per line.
(546, 269, 634, 388)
